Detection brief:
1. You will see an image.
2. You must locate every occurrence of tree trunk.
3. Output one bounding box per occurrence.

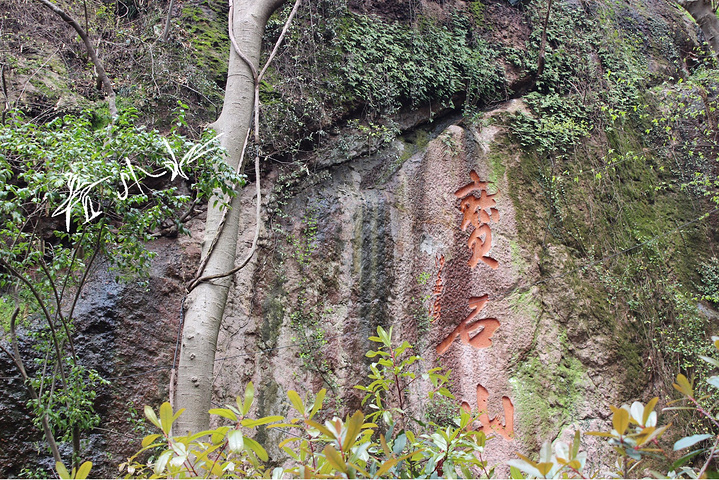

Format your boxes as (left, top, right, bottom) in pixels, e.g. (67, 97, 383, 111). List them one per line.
(174, 0, 284, 435)
(678, 0, 719, 56)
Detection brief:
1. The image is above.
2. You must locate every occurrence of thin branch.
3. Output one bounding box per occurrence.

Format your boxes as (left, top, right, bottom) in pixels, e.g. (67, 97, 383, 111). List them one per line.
(160, 0, 175, 42)
(189, 153, 262, 288)
(6, 308, 63, 463)
(227, 0, 258, 83)
(258, 0, 302, 82)
(67, 223, 104, 323)
(536, 0, 553, 78)
(0, 258, 69, 389)
(38, 258, 76, 361)
(14, 47, 61, 112)
(35, 0, 117, 117)
(58, 229, 87, 310)
(698, 436, 719, 479)
(1, 63, 9, 124)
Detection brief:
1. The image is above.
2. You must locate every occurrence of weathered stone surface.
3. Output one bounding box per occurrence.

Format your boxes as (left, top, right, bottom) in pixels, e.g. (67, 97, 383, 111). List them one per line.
(0, 234, 199, 477)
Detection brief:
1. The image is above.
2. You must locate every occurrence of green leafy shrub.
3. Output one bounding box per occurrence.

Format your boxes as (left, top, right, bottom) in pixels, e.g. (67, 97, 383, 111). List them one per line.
(698, 257, 719, 304)
(339, 14, 505, 116)
(119, 333, 719, 479)
(0, 108, 241, 465)
(121, 327, 495, 478)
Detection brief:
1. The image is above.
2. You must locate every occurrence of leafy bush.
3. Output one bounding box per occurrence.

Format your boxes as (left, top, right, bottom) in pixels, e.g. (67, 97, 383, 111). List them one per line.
(121, 327, 494, 478)
(339, 14, 505, 116)
(0, 107, 241, 465)
(118, 332, 719, 479)
(698, 257, 719, 304)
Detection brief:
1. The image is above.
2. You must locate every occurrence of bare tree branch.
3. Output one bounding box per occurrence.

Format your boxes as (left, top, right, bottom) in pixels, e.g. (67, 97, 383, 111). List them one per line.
(35, 0, 118, 117)
(2, 308, 63, 463)
(0, 63, 9, 124)
(160, 0, 175, 42)
(536, 0, 553, 78)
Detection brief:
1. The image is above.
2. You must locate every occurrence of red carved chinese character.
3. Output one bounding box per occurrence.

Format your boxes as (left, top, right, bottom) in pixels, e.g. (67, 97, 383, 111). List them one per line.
(436, 295, 500, 355)
(455, 171, 499, 270)
(429, 254, 445, 321)
(462, 384, 514, 441)
(454, 170, 489, 198)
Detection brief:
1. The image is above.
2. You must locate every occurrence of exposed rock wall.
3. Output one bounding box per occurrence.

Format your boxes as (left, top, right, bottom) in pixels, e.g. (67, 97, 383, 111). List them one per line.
(206, 100, 613, 469)
(2, 0, 717, 475)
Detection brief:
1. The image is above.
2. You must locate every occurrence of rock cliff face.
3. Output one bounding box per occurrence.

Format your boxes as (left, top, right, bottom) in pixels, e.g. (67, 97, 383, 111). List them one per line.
(208, 100, 614, 473)
(2, 0, 718, 476)
(213, 106, 534, 465)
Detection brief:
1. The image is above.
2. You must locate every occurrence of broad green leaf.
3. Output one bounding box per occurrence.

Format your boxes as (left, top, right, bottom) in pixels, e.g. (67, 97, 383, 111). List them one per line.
(242, 415, 284, 428)
(306, 419, 334, 438)
(159, 402, 174, 434)
(212, 427, 229, 445)
(393, 433, 407, 456)
(309, 389, 326, 419)
(153, 450, 172, 475)
(380, 434, 390, 456)
(554, 441, 569, 462)
(242, 382, 255, 415)
(193, 443, 221, 463)
(279, 437, 298, 449)
(171, 408, 185, 426)
(630, 402, 643, 425)
(343, 411, 364, 451)
(673, 374, 694, 398)
(144, 405, 161, 429)
(75, 461, 92, 480)
(142, 434, 161, 448)
(673, 434, 713, 451)
(612, 407, 629, 436)
(244, 437, 269, 462)
(376, 458, 398, 477)
(509, 465, 526, 479)
(539, 441, 552, 463)
(323, 445, 347, 474)
(516, 453, 538, 468)
(346, 461, 371, 478)
(507, 459, 541, 478)
(671, 448, 706, 469)
(56, 462, 71, 480)
(707, 376, 719, 390)
(699, 355, 719, 369)
(537, 462, 553, 476)
(209, 408, 238, 422)
(571, 430, 581, 458)
(586, 431, 618, 438)
(287, 390, 305, 416)
(189, 429, 219, 441)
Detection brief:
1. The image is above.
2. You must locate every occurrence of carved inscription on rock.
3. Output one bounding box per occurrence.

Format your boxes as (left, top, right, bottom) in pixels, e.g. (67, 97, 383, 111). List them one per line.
(462, 384, 515, 441)
(435, 295, 500, 355)
(456, 170, 499, 270)
(429, 254, 445, 321)
(434, 169, 514, 440)
(436, 170, 501, 355)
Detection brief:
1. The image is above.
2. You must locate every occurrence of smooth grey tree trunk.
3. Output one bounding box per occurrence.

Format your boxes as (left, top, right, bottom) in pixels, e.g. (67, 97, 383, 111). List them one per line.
(678, 0, 719, 56)
(174, 0, 284, 435)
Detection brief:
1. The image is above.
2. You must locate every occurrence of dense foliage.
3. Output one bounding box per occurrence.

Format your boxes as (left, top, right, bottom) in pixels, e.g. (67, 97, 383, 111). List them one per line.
(0, 108, 241, 466)
(111, 330, 719, 479)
